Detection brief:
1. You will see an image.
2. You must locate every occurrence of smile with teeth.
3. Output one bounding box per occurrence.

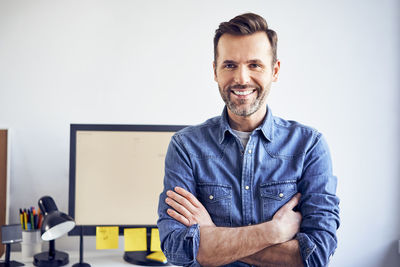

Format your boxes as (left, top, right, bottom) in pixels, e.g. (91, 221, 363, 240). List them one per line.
(232, 89, 256, 96)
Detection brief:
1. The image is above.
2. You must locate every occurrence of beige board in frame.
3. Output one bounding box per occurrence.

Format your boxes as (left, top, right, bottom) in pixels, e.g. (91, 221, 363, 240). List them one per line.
(70, 125, 185, 228)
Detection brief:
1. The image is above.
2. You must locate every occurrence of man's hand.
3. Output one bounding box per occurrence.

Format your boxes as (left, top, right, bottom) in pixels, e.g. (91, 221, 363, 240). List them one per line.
(165, 186, 215, 227)
(271, 193, 302, 244)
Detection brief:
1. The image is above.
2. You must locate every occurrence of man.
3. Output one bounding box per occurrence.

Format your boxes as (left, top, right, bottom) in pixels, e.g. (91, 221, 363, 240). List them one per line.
(157, 13, 340, 267)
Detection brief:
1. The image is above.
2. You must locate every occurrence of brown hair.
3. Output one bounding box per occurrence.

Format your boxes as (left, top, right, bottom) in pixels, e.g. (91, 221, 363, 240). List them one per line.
(213, 13, 278, 67)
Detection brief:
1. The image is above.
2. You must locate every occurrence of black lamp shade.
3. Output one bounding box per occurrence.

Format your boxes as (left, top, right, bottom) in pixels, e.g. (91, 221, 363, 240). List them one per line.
(41, 211, 75, 241)
(38, 196, 75, 241)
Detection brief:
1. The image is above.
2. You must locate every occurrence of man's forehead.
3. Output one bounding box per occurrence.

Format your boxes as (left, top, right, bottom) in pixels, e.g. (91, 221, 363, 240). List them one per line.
(217, 32, 272, 62)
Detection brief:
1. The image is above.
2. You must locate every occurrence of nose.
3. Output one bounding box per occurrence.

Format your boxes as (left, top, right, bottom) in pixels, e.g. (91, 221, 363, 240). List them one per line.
(233, 66, 250, 85)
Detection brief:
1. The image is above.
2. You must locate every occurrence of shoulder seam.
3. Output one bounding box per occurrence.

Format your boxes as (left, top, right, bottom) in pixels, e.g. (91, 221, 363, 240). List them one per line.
(273, 117, 319, 134)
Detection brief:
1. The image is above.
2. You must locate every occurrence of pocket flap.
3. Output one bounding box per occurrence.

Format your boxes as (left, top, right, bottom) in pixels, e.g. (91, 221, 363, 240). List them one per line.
(197, 183, 232, 203)
(260, 180, 297, 201)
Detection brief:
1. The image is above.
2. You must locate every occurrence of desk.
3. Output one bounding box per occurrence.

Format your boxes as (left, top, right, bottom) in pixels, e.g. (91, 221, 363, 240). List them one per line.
(1, 250, 174, 267)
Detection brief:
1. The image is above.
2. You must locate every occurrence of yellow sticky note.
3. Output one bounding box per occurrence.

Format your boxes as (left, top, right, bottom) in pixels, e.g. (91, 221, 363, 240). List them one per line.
(124, 228, 147, 251)
(150, 228, 162, 252)
(146, 251, 167, 263)
(96, 226, 119, 250)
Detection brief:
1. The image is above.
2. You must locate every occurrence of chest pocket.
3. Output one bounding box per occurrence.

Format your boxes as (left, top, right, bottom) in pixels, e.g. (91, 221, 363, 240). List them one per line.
(197, 183, 232, 227)
(260, 180, 297, 222)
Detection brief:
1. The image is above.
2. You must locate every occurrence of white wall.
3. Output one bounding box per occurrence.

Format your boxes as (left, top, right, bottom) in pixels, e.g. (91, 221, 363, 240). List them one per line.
(1, 0, 399, 266)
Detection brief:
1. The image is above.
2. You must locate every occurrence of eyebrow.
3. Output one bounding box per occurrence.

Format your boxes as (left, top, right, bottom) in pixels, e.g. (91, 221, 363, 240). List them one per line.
(247, 59, 264, 65)
(222, 60, 237, 65)
(221, 59, 264, 65)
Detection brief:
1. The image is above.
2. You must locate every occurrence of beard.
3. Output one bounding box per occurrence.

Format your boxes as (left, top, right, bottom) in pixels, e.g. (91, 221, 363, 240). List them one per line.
(219, 83, 269, 117)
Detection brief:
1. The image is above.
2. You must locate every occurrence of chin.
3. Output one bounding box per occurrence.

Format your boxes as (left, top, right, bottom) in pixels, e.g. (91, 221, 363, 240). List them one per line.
(229, 106, 257, 117)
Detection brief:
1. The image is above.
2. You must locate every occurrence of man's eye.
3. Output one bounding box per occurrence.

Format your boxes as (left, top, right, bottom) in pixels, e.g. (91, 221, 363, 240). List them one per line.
(249, 63, 261, 68)
(224, 64, 236, 69)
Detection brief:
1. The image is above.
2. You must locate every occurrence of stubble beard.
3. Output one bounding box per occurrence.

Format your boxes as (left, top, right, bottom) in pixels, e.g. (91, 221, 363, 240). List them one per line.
(219, 84, 269, 117)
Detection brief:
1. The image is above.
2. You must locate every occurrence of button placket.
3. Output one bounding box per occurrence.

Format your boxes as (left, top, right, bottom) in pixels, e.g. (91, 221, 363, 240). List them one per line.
(241, 137, 254, 226)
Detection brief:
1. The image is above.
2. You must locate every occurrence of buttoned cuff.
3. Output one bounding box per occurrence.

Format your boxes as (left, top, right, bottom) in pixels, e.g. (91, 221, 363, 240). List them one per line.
(185, 224, 201, 267)
(295, 232, 316, 267)
(163, 224, 201, 267)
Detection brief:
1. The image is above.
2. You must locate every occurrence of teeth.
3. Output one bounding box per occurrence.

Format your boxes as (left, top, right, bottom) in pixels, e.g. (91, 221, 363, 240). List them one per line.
(233, 90, 253, 96)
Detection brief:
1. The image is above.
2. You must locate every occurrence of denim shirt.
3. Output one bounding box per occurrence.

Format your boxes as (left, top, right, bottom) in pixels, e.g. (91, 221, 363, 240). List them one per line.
(157, 106, 340, 267)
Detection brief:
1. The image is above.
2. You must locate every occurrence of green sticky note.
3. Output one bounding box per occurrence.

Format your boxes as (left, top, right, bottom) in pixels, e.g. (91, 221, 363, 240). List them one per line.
(96, 226, 119, 250)
(124, 228, 147, 251)
(150, 228, 162, 252)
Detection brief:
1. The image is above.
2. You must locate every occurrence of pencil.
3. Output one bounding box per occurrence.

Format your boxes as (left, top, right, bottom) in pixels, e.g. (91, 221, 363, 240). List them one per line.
(23, 210, 28, 230)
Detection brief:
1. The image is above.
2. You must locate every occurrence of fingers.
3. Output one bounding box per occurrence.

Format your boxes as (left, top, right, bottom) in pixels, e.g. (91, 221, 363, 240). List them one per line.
(167, 208, 190, 226)
(165, 187, 200, 226)
(284, 193, 301, 210)
(166, 189, 196, 213)
(174, 186, 202, 208)
(165, 196, 189, 215)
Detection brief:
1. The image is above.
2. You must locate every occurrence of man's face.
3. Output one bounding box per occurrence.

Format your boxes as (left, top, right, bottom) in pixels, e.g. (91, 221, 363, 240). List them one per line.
(214, 32, 280, 118)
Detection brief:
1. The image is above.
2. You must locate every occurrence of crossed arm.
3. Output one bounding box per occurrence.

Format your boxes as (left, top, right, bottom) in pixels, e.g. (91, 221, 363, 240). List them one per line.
(165, 186, 304, 267)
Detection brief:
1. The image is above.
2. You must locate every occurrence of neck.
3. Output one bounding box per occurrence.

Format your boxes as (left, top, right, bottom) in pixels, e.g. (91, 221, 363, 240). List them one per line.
(227, 106, 267, 132)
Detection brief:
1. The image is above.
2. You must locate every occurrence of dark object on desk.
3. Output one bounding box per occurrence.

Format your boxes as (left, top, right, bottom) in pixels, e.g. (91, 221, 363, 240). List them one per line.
(124, 251, 169, 266)
(33, 196, 75, 267)
(71, 226, 90, 267)
(124, 228, 169, 266)
(0, 224, 24, 267)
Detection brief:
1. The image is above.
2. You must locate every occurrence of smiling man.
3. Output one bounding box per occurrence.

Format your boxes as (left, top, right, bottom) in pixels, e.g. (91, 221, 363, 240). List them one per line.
(157, 13, 340, 267)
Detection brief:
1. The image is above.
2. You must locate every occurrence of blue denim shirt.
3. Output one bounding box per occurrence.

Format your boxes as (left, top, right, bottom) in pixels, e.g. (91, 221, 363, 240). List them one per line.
(157, 106, 340, 267)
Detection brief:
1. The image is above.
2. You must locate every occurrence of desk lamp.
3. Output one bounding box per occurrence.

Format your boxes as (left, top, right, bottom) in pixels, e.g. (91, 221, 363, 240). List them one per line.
(33, 196, 75, 267)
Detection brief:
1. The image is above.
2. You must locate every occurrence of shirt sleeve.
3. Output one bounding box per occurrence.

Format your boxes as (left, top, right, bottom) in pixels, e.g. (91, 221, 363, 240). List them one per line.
(157, 134, 201, 267)
(296, 133, 340, 267)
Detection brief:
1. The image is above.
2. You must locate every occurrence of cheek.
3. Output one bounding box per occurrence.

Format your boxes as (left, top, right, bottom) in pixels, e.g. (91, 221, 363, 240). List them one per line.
(253, 74, 272, 88)
(216, 72, 233, 88)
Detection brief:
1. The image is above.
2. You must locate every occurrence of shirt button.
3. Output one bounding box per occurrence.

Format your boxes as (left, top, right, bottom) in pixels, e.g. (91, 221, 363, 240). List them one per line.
(279, 193, 284, 198)
(209, 195, 214, 200)
(245, 185, 250, 190)
(248, 149, 252, 154)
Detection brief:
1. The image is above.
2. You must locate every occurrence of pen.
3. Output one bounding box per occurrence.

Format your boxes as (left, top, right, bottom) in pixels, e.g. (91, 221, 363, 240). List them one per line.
(19, 209, 24, 230)
(30, 210, 34, 230)
(34, 214, 37, 229)
(27, 210, 31, 230)
(32, 207, 37, 229)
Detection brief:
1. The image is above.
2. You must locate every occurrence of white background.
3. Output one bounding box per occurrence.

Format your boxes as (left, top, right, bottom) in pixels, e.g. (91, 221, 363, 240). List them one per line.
(0, 0, 399, 266)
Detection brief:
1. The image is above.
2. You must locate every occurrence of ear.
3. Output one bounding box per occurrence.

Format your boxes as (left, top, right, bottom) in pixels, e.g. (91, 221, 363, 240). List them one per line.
(272, 60, 281, 82)
(213, 61, 217, 82)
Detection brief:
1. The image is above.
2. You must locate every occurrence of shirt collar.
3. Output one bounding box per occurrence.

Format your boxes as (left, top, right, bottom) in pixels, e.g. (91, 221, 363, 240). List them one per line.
(218, 106, 232, 144)
(218, 105, 274, 144)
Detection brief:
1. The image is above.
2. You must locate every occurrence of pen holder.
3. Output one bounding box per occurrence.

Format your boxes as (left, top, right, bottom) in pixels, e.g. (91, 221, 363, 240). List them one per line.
(21, 230, 42, 262)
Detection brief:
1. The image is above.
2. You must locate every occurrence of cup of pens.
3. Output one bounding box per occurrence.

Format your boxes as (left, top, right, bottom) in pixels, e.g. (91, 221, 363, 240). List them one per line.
(20, 207, 43, 262)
